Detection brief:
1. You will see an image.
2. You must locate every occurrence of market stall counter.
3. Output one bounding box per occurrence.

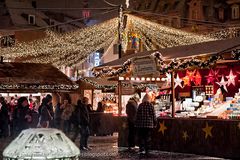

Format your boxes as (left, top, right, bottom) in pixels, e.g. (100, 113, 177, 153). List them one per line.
(89, 112, 118, 136)
(118, 116, 240, 159)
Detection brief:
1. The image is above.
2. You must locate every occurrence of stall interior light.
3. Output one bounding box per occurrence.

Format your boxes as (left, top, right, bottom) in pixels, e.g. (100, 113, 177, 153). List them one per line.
(119, 77, 124, 81)
(131, 77, 135, 81)
(141, 77, 145, 81)
(126, 77, 130, 80)
(136, 77, 140, 81)
(152, 78, 156, 81)
(146, 77, 151, 81)
(156, 78, 161, 81)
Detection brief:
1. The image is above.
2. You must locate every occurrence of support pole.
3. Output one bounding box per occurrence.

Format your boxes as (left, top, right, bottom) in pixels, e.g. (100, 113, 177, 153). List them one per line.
(171, 71, 175, 118)
(118, 5, 123, 59)
(118, 80, 122, 115)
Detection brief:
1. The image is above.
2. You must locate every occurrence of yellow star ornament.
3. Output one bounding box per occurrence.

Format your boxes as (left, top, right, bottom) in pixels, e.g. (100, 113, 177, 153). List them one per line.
(202, 122, 213, 139)
(158, 121, 167, 135)
(182, 131, 189, 141)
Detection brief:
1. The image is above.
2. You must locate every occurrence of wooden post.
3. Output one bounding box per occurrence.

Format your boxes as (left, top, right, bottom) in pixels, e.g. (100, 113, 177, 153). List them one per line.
(171, 71, 175, 118)
(118, 80, 122, 115)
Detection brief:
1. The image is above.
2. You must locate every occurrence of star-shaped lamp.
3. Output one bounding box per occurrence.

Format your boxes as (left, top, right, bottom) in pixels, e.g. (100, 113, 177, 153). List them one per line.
(194, 70, 202, 86)
(226, 69, 237, 86)
(216, 76, 228, 92)
(174, 74, 183, 88)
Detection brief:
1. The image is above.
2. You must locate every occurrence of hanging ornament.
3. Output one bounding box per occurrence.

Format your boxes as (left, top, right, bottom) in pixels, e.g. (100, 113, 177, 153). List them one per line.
(162, 73, 171, 87)
(194, 70, 202, 86)
(174, 74, 183, 89)
(182, 76, 191, 87)
(226, 69, 237, 86)
(216, 76, 228, 92)
(186, 70, 196, 82)
(205, 69, 219, 84)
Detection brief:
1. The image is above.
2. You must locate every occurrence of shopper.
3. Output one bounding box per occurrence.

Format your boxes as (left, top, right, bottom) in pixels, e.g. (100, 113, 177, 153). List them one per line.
(96, 101, 104, 112)
(61, 99, 73, 134)
(135, 94, 157, 155)
(38, 96, 53, 128)
(71, 99, 82, 142)
(0, 97, 9, 137)
(126, 94, 139, 150)
(13, 97, 32, 135)
(54, 102, 63, 129)
(79, 97, 91, 151)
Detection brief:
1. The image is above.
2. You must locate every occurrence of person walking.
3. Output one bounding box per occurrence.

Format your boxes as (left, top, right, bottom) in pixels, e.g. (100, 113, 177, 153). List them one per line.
(135, 94, 157, 155)
(79, 97, 91, 151)
(126, 94, 139, 150)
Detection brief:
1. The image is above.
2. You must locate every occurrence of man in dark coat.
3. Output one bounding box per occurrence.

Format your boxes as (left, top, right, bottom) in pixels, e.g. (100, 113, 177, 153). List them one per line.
(126, 95, 139, 150)
(78, 97, 91, 151)
(0, 97, 9, 137)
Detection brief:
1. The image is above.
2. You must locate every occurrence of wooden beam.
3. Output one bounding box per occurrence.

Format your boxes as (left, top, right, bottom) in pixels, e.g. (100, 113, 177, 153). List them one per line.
(171, 71, 175, 118)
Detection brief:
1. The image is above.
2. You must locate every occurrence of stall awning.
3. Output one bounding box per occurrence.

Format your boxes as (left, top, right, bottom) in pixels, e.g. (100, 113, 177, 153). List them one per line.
(0, 62, 78, 92)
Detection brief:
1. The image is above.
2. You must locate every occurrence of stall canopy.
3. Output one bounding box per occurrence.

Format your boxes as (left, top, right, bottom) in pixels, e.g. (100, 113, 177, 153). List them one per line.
(78, 77, 118, 90)
(99, 37, 240, 68)
(0, 62, 78, 92)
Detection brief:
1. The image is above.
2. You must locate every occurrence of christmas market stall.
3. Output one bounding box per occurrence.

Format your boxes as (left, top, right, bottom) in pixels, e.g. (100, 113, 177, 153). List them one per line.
(75, 77, 118, 136)
(92, 37, 240, 159)
(0, 62, 78, 127)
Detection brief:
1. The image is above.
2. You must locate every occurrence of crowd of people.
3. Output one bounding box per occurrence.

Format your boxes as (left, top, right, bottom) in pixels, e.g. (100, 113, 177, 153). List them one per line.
(0, 94, 93, 151)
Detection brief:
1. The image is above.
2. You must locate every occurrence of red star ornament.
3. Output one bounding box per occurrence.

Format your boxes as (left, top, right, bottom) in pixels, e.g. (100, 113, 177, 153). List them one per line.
(186, 70, 196, 82)
(194, 70, 202, 86)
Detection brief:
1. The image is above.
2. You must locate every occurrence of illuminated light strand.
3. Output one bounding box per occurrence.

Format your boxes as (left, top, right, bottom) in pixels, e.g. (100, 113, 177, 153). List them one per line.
(126, 14, 217, 48)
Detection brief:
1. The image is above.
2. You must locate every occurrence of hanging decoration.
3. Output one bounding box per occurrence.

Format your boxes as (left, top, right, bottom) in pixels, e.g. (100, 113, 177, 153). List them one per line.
(202, 122, 213, 139)
(226, 69, 237, 86)
(216, 76, 228, 92)
(182, 70, 195, 87)
(182, 76, 191, 87)
(174, 74, 183, 89)
(80, 78, 117, 90)
(205, 69, 220, 84)
(162, 73, 171, 87)
(232, 49, 240, 60)
(93, 51, 223, 78)
(194, 70, 202, 86)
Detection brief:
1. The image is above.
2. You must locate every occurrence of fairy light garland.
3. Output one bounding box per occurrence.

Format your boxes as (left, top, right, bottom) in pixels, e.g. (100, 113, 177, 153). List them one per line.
(92, 51, 225, 78)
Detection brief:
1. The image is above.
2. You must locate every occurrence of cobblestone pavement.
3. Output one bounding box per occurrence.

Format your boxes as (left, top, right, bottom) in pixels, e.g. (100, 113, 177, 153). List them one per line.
(0, 133, 226, 160)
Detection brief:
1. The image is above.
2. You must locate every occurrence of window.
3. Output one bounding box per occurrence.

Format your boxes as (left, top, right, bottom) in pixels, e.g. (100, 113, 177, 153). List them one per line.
(28, 15, 35, 25)
(218, 8, 224, 20)
(232, 5, 239, 19)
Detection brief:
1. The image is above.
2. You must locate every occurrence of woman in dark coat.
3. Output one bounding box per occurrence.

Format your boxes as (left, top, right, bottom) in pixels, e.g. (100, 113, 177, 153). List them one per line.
(13, 97, 31, 135)
(135, 94, 157, 155)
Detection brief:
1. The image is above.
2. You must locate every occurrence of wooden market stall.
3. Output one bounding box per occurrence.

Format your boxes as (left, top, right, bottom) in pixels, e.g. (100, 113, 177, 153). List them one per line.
(0, 62, 78, 127)
(73, 77, 119, 136)
(93, 37, 240, 159)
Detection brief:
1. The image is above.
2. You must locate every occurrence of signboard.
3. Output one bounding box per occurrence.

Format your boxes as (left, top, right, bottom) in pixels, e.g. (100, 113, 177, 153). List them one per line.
(121, 83, 135, 95)
(132, 55, 157, 77)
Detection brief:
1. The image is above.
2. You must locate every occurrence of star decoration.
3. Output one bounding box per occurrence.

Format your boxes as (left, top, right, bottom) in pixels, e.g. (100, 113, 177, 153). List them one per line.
(186, 70, 196, 82)
(216, 76, 228, 92)
(162, 73, 171, 87)
(194, 70, 202, 86)
(205, 69, 220, 84)
(158, 121, 167, 135)
(238, 122, 240, 130)
(226, 69, 237, 86)
(202, 122, 213, 139)
(174, 74, 183, 88)
(182, 131, 189, 141)
(182, 76, 191, 87)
